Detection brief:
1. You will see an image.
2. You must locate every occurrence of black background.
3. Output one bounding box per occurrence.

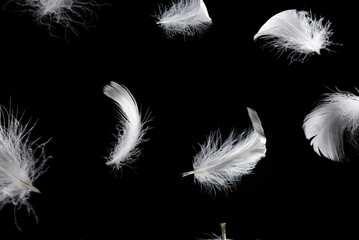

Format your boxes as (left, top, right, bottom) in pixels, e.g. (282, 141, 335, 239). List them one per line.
(0, 0, 358, 239)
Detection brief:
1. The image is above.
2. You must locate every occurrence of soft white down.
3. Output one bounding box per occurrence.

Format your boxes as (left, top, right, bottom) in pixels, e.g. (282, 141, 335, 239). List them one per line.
(8, 0, 95, 33)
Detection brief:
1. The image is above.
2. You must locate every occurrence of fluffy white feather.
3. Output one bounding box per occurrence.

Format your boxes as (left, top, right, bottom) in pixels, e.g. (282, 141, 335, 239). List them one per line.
(182, 108, 266, 193)
(303, 90, 359, 161)
(254, 9, 333, 62)
(104, 82, 147, 169)
(0, 106, 47, 225)
(156, 0, 212, 37)
(7, 0, 95, 34)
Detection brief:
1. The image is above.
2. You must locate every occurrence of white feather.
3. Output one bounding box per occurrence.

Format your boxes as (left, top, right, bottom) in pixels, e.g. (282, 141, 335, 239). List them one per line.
(7, 0, 95, 34)
(254, 9, 333, 62)
(303, 90, 359, 161)
(156, 0, 212, 37)
(104, 82, 147, 169)
(0, 106, 47, 224)
(182, 108, 266, 193)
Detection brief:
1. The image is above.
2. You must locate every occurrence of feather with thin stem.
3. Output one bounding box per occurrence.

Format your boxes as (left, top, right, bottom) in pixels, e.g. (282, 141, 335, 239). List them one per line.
(303, 90, 359, 161)
(104, 82, 148, 170)
(0, 106, 48, 227)
(156, 0, 212, 37)
(182, 108, 266, 193)
(254, 9, 334, 63)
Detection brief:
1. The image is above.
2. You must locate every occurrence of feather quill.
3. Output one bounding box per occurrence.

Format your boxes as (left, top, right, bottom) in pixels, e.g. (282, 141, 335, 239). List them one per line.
(303, 90, 359, 161)
(182, 108, 266, 193)
(103, 82, 147, 169)
(254, 9, 333, 62)
(199, 223, 232, 240)
(156, 0, 212, 37)
(0, 106, 47, 225)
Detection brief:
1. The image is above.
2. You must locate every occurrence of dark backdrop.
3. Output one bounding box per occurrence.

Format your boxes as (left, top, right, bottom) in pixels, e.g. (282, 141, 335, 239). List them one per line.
(0, 0, 358, 239)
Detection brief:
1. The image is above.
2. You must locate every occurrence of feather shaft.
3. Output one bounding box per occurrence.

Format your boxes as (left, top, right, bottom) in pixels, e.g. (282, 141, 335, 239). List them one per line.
(199, 222, 231, 240)
(0, 165, 40, 193)
(182, 170, 195, 177)
(220, 223, 226, 240)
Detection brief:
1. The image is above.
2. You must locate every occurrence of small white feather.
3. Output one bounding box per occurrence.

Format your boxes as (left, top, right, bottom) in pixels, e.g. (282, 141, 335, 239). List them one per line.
(0, 106, 47, 225)
(254, 9, 333, 62)
(183, 108, 266, 193)
(104, 82, 148, 169)
(303, 90, 359, 161)
(156, 0, 212, 37)
(7, 0, 95, 34)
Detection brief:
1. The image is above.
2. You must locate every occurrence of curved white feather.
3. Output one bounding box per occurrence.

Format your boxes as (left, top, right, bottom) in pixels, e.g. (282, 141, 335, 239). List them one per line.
(254, 9, 333, 62)
(303, 91, 359, 161)
(183, 108, 266, 193)
(156, 0, 212, 37)
(104, 82, 147, 169)
(0, 106, 47, 220)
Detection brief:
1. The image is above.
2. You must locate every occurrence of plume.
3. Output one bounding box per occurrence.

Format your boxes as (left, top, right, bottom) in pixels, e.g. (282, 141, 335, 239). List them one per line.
(303, 90, 359, 161)
(156, 0, 212, 37)
(6, 0, 96, 35)
(0, 106, 48, 227)
(103, 82, 148, 170)
(254, 9, 334, 62)
(182, 108, 266, 193)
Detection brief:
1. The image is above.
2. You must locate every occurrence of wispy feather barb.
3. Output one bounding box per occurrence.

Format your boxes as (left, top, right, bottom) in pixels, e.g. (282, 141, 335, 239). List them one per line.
(6, 0, 96, 35)
(303, 90, 359, 161)
(183, 108, 266, 193)
(254, 9, 334, 63)
(156, 0, 212, 37)
(0, 106, 48, 227)
(104, 82, 148, 170)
